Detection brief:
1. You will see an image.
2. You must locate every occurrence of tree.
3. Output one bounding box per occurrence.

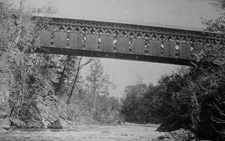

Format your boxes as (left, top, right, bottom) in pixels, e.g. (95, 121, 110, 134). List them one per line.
(0, 0, 59, 128)
(187, 4, 225, 139)
(120, 83, 148, 123)
(0, 0, 122, 128)
(86, 59, 112, 102)
(67, 57, 93, 104)
(211, 0, 225, 9)
(85, 59, 116, 123)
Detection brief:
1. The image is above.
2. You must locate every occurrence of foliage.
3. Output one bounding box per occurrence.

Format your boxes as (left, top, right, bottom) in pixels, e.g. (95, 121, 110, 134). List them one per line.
(120, 83, 148, 123)
(0, 0, 121, 128)
(211, 0, 225, 9)
(188, 44, 225, 140)
(121, 54, 225, 140)
(121, 40, 225, 141)
(86, 59, 113, 96)
(0, 0, 53, 125)
(85, 59, 119, 124)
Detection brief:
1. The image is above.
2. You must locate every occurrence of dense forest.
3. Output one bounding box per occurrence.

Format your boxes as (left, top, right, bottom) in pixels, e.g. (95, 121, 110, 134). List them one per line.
(0, 0, 121, 129)
(120, 1, 225, 140)
(1, 0, 225, 140)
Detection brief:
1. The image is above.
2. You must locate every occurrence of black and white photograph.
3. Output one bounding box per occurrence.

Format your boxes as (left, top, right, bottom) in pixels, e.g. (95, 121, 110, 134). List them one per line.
(0, 0, 225, 140)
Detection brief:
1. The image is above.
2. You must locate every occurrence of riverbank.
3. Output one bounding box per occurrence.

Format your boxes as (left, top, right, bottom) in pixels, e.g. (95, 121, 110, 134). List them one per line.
(0, 123, 165, 141)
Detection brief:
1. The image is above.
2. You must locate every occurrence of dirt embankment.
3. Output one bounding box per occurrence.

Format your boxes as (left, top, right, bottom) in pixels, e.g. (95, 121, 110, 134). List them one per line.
(0, 123, 165, 141)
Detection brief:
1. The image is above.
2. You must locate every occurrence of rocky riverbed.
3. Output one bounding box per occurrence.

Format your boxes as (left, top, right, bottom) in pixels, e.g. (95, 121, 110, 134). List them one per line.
(0, 123, 165, 141)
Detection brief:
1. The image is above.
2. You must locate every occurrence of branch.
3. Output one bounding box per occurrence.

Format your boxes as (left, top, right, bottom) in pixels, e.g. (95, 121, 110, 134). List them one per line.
(211, 124, 225, 135)
(79, 57, 94, 70)
(211, 116, 225, 124)
(208, 102, 225, 117)
(67, 57, 83, 104)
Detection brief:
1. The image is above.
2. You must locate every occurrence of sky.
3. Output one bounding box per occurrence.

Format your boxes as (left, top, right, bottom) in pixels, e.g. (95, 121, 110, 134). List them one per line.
(13, 0, 221, 98)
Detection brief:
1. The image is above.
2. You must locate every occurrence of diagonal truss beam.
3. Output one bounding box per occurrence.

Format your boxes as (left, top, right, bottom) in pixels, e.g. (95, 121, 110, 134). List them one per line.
(36, 16, 225, 66)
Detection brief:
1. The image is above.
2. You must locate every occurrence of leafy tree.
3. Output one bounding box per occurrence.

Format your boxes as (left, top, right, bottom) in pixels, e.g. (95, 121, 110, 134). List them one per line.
(186, 4, 225, 139)
(0, 0, 122, 128)
(0, 0, 59, 128)
(186, 44, 225, 140)
(120, 83, 148, 123)
(211, 0, 225, 9)
(85, 59, 116, 123)
(119, 1, 225, 140)
(86, 59, 112, 105)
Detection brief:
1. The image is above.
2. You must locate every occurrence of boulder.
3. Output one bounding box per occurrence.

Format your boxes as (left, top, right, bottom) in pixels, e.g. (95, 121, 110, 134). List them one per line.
(47, 118, 73, 129)
(41, 118, 50, 128)
(19, 102, 44, 129)
(47, 119, 63, 129)
(26, 120, 44, 129)
(37, 98, 61, 124)
(0, 118, 11, 130)
(59, 118, 73, 129)
(153, 129, 197, 141)
(9, 118, 26, 128)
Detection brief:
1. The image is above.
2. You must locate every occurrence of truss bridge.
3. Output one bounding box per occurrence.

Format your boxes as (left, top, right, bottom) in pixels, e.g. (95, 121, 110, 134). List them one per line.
(37, 17, 225, 66)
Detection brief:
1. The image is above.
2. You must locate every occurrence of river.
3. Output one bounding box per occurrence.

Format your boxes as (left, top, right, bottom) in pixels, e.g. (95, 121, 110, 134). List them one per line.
(0, 123, 165, 141)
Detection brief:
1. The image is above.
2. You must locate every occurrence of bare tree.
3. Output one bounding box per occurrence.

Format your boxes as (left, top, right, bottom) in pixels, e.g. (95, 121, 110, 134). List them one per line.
(67, 57, 93, 104)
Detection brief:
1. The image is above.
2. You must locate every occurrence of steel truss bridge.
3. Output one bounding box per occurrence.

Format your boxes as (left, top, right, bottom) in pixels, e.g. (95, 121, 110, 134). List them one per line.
(37, 17, 225, 66)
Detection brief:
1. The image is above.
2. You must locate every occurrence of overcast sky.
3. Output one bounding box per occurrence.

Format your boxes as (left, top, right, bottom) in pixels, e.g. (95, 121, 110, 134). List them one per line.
(17, 0, 221, 98)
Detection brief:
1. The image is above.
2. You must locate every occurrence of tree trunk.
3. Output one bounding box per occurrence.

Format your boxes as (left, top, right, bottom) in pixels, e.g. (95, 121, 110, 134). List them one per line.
(56, 55, 71, 94)
(67, 58, 82, 104)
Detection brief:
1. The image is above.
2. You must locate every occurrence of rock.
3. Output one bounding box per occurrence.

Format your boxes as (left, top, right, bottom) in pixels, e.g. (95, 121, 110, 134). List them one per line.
(37, 100, 61, 124)
(26, 120, 44, 129)
(9, 118, 26, 128)
(47, 119, 63, 129)
(59, 118, 73, 129)
(189, 132, 195, 139)
(153, 136, 174, 141)
(42, 118, 50, 128)
(154, 135, 174, 141)
(164, 134, 173, 139)
(0, 111, 8, 119)
(158, 135, 165, 139)
(0, 118, 11, 130)
(47, 118, 73, 129)
(154, 128, 197, 141)
(18, 102, 44, 129)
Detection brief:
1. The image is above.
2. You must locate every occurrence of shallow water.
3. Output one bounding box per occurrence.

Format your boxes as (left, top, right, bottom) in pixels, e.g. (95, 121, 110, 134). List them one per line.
(0, 124, 165, 141)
